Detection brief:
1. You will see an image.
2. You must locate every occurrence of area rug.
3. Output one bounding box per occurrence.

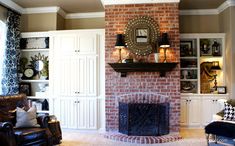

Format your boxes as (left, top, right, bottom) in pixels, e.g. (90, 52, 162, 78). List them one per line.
(57, 130, 234, 146)
(58, 130, 205, 146)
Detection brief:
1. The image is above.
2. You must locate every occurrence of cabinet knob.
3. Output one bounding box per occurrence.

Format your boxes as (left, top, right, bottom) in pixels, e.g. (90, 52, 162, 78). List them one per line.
(75, 50, 77, 52)
(77, 50, 80, 52)
(77, 101, 80, 103)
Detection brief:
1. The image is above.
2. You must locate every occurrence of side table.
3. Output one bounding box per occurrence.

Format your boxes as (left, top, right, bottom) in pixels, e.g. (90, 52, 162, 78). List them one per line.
(48, 121, 62, 145)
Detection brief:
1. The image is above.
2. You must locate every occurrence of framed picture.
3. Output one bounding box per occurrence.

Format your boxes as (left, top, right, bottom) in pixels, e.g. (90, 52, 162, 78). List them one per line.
(180, 41, 194, 56)
(135, 28, 148, 43)
(200, 39, 212, 56)
(217, 86, 226, 94)
(19, 83, 31, 96)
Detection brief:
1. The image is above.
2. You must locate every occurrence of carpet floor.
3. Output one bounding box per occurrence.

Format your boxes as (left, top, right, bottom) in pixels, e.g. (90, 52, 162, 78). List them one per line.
(58, 129, 234, 146)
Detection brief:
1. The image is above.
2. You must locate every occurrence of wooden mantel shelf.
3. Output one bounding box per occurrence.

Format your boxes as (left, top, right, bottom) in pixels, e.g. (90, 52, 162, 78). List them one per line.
(108, 62, 178, 77)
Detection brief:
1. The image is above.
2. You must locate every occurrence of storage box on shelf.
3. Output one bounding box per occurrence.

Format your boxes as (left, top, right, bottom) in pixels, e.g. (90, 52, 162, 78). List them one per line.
(180, 33, 228, 127)
(19, 32, 51, 114)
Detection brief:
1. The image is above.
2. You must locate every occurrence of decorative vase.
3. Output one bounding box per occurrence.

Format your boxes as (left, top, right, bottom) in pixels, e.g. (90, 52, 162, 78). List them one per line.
(154, 53, 159, 63)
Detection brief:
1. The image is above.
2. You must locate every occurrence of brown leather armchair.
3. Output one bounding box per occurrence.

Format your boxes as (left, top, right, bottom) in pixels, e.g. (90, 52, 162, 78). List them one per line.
(0, 94, 53, 146)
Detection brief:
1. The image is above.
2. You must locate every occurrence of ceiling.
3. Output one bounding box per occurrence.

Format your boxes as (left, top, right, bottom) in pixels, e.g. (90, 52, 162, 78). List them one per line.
(11, 0, 227, 13)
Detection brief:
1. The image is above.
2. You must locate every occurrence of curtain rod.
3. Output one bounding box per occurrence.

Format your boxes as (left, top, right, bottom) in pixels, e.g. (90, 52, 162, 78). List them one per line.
(0, 3, 21, 16)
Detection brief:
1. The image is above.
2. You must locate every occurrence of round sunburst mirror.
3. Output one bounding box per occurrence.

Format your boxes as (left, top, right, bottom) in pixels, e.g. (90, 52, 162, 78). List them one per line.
(124, 16, 160, 56)
(30, 53, 48, 78)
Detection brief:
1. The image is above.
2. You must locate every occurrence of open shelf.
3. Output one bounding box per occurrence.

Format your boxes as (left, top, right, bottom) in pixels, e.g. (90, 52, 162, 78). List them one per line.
(20, 48, 49, 52)
(20, 79, 49, 83)
(108, 62, 178, 77)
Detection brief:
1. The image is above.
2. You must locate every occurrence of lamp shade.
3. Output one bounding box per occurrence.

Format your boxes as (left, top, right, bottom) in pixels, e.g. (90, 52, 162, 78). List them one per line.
(211, 61, 221, 70)
(115, 34, 125, 48)
(159, 33, 170, 48)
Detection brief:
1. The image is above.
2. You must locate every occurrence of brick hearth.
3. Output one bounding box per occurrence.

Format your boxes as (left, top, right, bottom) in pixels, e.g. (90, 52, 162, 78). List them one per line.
(105, 1, 180, 136)
(104, 132, 182, 144)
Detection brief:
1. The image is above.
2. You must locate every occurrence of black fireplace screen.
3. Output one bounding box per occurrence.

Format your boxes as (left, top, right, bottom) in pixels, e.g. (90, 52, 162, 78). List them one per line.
(119, 102, 169, 136)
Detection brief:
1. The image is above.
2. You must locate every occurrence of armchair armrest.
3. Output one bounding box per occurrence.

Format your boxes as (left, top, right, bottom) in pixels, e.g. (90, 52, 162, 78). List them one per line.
(0, 122, 16, 146)
(37, 115, 50, 128)
(0, 122, 13, 133)
(212, 114, 223, 122)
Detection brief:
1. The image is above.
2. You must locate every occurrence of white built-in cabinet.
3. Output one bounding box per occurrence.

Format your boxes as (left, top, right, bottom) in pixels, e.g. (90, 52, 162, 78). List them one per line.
(180, 96, 201, 127)
(180, 95, 228, 127)
(50, 29, 104, 130)
(53, 98, 97, 129)
(180, 33, 229, 127)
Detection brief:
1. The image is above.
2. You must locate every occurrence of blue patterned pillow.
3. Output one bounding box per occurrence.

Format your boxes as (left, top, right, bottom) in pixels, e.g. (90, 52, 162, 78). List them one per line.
(223, 102, 235, 121)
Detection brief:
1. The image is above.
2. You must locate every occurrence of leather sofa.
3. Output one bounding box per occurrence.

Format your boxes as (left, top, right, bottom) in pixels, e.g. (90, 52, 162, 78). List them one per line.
(0, 94, 53, 146)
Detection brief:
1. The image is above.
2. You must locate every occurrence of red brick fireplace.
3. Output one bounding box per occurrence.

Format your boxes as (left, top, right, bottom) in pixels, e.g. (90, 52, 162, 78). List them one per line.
(105, 2, 180, 143)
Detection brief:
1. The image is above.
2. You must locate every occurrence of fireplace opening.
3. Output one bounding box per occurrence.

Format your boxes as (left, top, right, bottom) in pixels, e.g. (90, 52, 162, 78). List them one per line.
(119, 102, 169, 136)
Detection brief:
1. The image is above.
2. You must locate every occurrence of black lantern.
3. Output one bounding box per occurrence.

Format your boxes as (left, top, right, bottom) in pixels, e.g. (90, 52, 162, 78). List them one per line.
(212, 40, 221, 56)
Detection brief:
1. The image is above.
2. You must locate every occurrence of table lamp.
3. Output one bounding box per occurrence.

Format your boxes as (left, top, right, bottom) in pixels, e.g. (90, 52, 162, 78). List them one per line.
(210, 61, 221, 90)
(115, 34, 125, 63)
(159, 33, 170, 63)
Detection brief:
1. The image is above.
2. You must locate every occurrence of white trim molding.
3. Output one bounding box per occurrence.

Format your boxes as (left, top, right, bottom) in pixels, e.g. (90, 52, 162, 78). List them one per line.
(218, 0, 235, 13)
(101, 0, 180, 5)
(57, 7, 66, 18)
(66, 12, 105, 19)
(180, 0, 235, 16)
(0, 0, 24, 13)
(22, 7, 59, 14)
(180, 9, 219, 15)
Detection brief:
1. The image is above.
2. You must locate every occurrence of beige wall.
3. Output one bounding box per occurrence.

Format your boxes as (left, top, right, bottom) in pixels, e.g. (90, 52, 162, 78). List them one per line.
(179, 15, 220, 33)
(56, 14, 65, 30)
(21, 13, 57, 32)
(218, 7, 235, 98)
(0, 6, 7, 22)
(65, 17, 105, 29)
(219, 8, 232, 96)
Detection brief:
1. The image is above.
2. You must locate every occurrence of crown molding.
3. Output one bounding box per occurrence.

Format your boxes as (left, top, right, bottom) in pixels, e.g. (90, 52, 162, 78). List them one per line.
(180, 9, 219, 15)
(180, 0, 235, 16)
(57, 7, 67, 18)
(66, 12, 105, 19)
(0, 0, 24, 13)
(218, 0, 235, 13)
(101, 0, 180, 5)
(22, 7, 60, 14)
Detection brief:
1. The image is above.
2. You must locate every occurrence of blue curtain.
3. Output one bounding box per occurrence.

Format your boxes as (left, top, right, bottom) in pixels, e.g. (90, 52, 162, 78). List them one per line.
(1, 11, 20, 95)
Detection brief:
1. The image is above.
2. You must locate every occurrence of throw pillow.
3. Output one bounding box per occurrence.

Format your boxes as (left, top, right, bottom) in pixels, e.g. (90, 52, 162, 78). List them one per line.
(15, 107, 40, 128)
(223, 102, 235, 121)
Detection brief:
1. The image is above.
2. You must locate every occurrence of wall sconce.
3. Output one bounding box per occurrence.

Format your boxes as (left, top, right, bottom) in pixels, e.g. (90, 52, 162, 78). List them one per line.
(210, 61, 221, 90)
(115, 34, 125, 63)
(159, 33, 170, 63)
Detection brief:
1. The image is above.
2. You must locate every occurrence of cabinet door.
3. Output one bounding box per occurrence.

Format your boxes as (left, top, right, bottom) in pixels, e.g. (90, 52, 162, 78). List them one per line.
(188, 98, 201, 126)
(77, 99, 87, 129)
(201, 99, 214, 125)
(86, 56, 97, 96)
(54, 56, 86, 97)
(180, 98, 188, 126)
(54, 58, 72, 96)
(86, 98, 97, 129)
(53, 34, 77, 57)
(54, 98, 78, 129)
(77, 33, 97, 54)
(71, 56, 86, 96)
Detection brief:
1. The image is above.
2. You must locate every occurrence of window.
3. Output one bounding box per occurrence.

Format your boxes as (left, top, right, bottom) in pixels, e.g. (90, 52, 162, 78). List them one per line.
(0, 20, 6, 94)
